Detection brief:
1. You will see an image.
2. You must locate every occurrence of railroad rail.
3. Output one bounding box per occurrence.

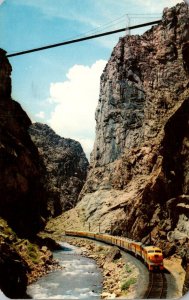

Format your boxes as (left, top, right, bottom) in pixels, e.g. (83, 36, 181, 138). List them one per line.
(143, 272, 167, 299)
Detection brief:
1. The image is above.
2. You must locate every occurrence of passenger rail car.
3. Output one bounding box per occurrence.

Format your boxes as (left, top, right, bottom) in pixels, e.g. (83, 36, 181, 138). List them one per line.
(65, 230, 164, 271)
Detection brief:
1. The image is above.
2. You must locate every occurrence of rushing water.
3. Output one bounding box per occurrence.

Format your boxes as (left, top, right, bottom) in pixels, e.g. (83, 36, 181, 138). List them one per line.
(27, 242, 103, 299)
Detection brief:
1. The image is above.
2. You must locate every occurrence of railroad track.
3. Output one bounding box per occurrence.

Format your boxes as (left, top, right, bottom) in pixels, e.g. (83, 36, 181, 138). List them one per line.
(144, 272, 167, 299)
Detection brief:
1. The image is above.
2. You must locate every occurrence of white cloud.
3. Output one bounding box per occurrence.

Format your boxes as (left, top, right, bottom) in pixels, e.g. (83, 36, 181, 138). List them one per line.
(48, 60, 107, 159)
(35, 111, 45, 119)
(136, 0, 184, 12)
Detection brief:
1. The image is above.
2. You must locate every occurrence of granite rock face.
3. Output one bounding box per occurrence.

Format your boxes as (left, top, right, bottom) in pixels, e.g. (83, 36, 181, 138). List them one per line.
(76, 2, 189, 294)
(29, 123, 88, 216)
(76, 2, 189, 282)
(79, 3, 189, 234)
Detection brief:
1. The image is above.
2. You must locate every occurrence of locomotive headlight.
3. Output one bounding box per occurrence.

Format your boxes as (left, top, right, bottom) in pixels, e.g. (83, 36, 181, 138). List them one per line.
(149, 256, 154, 261)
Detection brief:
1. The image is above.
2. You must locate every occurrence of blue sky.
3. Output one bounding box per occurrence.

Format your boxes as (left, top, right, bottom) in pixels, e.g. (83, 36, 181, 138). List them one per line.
(0, 0, 184, 158)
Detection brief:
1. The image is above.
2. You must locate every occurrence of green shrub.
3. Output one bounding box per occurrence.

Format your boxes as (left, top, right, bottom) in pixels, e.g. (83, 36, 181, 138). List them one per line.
(27, 243, 40, 263)
(125, 264, 132, 273)
(121, 277, 137, 291)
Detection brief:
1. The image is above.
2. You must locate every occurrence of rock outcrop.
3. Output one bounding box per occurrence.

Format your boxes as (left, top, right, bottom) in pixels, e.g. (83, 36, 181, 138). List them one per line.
(0, 217, 29, 299)
(29, 123, 88, 216)
(0, 241, 28, 298)
(0, 217, 60, 299)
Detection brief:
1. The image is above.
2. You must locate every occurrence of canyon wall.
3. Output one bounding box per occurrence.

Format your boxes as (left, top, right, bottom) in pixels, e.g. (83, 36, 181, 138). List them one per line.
(75, 3, 189, 292)
(29, 122, 88, 216)
(0, 48, 89, 298)
(0, 49, 49, 237)
(0, 47, 88, 232)
(77, 2, 189, 250)
(0, 48, 52, 298)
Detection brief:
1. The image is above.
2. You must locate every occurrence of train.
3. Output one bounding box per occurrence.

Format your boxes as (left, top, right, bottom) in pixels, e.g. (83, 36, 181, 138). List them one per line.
(65, 230, 164, 271)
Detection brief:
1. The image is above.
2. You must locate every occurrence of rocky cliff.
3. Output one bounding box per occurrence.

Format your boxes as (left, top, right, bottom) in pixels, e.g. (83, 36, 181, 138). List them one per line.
(29, 123, 88, 216)
(0, 49, 49, 237)
(79, 2, 189, 236)
(0, 47, 88, 298)
(0, 49, 57, 298)
(1, 1, 189, 296)
(73, 2, 189, 289)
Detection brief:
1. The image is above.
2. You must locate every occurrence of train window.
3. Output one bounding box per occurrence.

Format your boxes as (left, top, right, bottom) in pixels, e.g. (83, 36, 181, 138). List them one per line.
(155, 250, 162, 253)
(148, 250, 154, 253)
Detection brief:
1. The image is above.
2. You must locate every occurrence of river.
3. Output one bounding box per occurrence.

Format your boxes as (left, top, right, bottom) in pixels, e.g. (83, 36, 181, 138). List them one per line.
(27, 242, 103, 299)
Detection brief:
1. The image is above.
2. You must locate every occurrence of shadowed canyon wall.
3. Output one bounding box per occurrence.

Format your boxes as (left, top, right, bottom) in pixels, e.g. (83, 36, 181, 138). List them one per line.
(0, 49, 48, 237)
(0, 48, 88, 298)
(0, 48, 50, 298)
(0, 48, 88, 234)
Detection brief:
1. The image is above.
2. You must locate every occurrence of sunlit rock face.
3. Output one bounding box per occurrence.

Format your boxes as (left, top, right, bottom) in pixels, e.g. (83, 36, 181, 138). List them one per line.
(29, 123, 89, 216)
(78, 2, 189, 250)
(76, 4, 189, 291)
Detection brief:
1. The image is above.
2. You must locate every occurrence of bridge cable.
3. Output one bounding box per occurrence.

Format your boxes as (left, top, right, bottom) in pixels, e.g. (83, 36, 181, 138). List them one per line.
(7, 20, 161, 58)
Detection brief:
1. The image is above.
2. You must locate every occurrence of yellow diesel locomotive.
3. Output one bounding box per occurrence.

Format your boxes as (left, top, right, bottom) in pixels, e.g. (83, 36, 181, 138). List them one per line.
(65, 230, 164, 271)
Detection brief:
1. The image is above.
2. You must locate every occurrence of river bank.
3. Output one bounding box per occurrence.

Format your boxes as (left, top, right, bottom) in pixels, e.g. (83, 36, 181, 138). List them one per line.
(44, 234, 139, 299)
(35, 231, 140, 299)
(36, 211, 141, 298)
(30, 233, 186, 300)
(27, 242, 103, 299)
(26, 237, 65, 285)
